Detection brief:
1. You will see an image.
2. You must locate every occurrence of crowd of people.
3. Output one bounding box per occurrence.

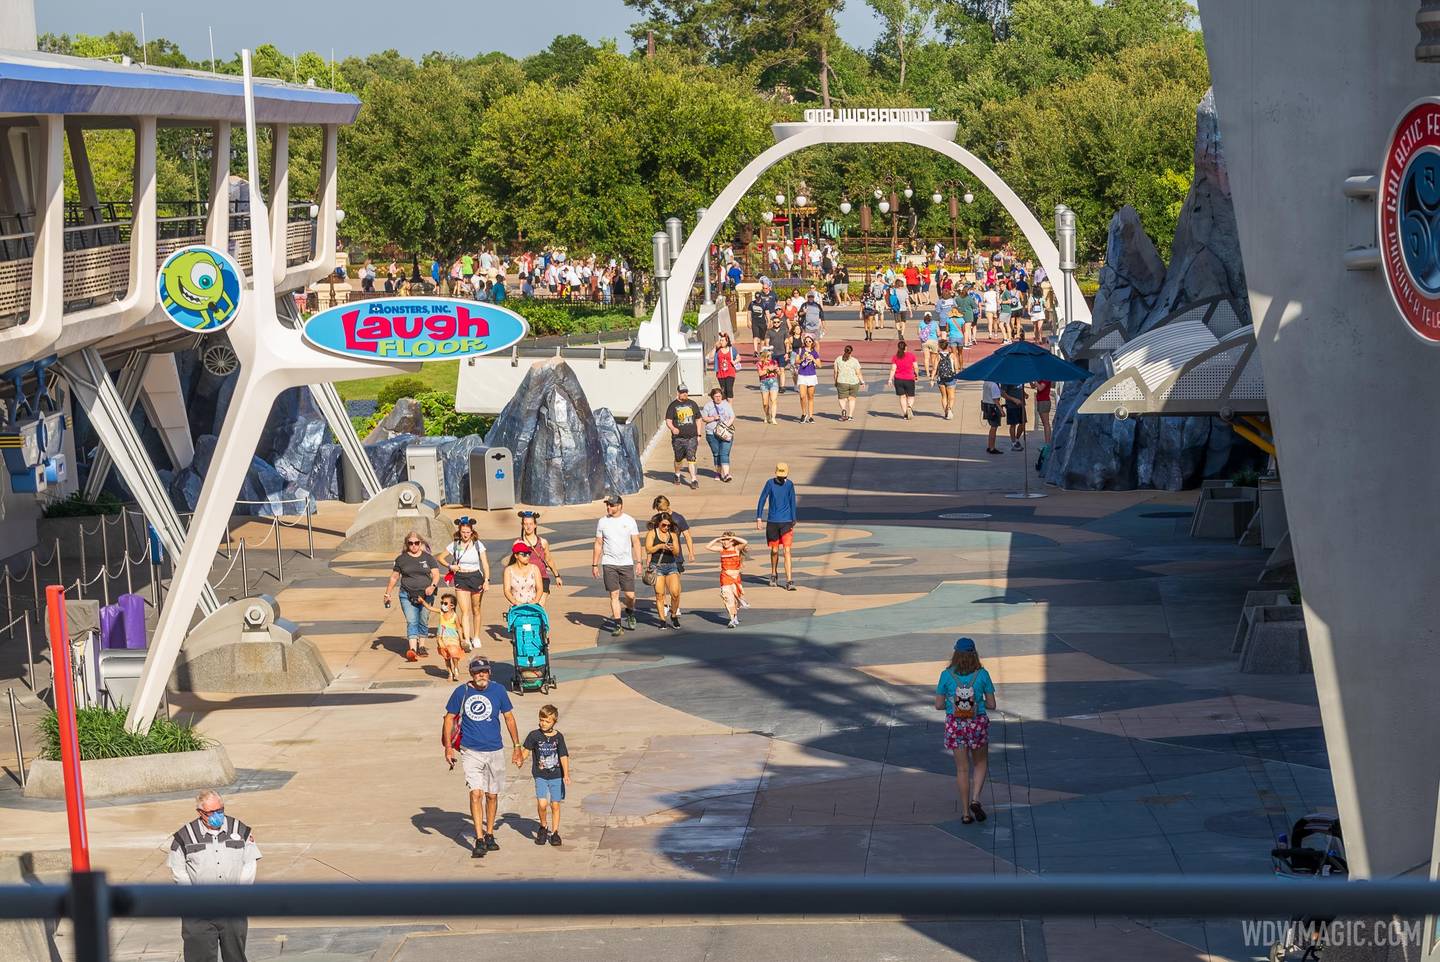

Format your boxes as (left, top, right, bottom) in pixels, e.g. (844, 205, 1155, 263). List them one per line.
(350, 245, 636, 305)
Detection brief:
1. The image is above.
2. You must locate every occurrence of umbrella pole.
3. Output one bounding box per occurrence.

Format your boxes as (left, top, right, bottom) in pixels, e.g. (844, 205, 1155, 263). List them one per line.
(1006, 412, 1047, 500)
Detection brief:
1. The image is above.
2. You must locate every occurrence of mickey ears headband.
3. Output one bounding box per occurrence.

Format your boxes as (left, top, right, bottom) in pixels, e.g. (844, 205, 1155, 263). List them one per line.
(517, 510, 541, 520)
(454, 516, 476, 527)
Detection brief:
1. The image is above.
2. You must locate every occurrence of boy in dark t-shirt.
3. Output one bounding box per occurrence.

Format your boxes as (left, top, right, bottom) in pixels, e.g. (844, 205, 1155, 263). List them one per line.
(519, 705, 571, 846)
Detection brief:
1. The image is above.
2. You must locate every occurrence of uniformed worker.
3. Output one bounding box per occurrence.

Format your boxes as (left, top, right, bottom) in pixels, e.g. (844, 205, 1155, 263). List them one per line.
(166, 789, 261, 962)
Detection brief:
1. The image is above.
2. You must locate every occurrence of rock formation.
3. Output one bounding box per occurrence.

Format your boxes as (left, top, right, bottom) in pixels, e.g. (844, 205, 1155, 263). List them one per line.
(484, 358, 643, 506)
(1044, 89, 1264, 491)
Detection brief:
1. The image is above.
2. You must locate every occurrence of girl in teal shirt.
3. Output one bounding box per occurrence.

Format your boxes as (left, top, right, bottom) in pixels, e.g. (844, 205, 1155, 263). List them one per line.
(935, 637, 997, 824)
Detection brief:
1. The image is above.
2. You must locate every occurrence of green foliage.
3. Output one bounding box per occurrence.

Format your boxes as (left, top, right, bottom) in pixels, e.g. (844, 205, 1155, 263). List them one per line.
(1230, 467, 1260, 487)
(42, 492, 124, 519)
(376, 377, 428, 408)
(514, 303, 636, 337)
(413, 391, 492, 438)
(40, 705, 212, 761)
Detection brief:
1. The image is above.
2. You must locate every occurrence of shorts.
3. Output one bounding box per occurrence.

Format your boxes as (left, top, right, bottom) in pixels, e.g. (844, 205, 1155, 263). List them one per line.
(982, 402, 1001, 427)
(542, 577, 552, 595)
(535, 776, 566, 801)
(1004, 403, 1024, 425)
(720, 582, 743, 606)
(751, 319, 767, 338)
(836, 382, 860, 399)
(765, 521, 795, 548)
(944, 713, 990, 751)
(1036, 400, 1052, 415)
(452, 570, 484, 592)
(460, 747, 508, 794)
(893, 378, 916, 397)
(922, 341, 939, 354)
(938, 376, 958, 388)
(653, 561, 679, 577)
(671, 435, 698, 463)
(437, 634, 465, 660)
(602, 564, 635, 593)
(760, 377, 778, 392)
(797, 373, 818, 387)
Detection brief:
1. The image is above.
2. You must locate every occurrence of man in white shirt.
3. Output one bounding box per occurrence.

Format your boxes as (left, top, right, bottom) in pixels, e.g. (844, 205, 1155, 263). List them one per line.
(591, 494, 642, 637)
(168, 790, 261, 962)
(981, 381, 1004, 454)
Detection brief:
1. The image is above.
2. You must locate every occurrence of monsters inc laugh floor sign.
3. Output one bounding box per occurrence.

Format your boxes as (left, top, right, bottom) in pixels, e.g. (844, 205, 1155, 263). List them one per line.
(302, 298, 528, 360)
(1381, 98, 1440, 343)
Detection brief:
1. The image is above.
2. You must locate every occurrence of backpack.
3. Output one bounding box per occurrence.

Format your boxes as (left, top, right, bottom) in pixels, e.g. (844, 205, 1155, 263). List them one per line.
(950, 670, 979, 719)
(887, 290, 900, 312)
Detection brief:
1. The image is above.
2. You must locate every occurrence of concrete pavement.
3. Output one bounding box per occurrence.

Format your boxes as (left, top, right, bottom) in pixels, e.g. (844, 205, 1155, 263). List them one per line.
(0, 304, 1327, 962)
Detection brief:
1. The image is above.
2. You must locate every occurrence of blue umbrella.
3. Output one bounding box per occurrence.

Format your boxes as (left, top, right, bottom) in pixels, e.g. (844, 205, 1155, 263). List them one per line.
(955, 339, 1091, 383)
(955, 340, 1089, 500)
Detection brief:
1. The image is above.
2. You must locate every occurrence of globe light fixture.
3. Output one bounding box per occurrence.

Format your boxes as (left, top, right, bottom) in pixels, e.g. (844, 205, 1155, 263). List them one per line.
(839, 200, 852, 215)
(931, 191, 943, 205)
(761, 210, 774, 222)
(795, 193, 808, 207)
(878, 200, 891, 215)
(775, 193, 786, 206)
(903, 186, 914, 200)
(335, 208, 346, 224)
(873, 188, 884, 200)
(308, 203, 320, 219)
(964, 191, 975, 205)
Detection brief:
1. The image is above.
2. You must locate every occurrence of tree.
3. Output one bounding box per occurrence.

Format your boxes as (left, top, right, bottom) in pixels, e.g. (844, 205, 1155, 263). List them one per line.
(467, 51, 779, 269)
(523, 35, 599, 86)
(341, 61, 490, 271)
(624, 0, 844, 103)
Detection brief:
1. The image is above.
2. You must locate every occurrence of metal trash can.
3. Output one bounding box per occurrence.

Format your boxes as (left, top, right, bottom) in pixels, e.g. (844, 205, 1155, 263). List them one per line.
(98, 650, 149, 710)
(468, 447, 515, 510)
(405, 442, 446, 505)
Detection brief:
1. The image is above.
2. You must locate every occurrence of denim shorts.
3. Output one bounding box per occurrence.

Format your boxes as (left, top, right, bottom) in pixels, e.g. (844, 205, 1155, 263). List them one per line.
(535, 776, 566, 801)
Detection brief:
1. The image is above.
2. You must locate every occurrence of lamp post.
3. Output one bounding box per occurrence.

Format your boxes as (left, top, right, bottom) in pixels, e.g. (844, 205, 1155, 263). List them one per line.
(697, 207, 714, 315)
(1055, 204, 1077, 331)
(860, 202, 873, 286)
(653, 230, 672, 352)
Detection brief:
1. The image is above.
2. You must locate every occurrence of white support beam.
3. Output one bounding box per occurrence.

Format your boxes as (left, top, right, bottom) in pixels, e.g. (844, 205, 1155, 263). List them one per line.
(0, 116, 64, 360)
(204, 122, 231, 250)
(268, 123, 289, 286)
(138, 354, 195, 471)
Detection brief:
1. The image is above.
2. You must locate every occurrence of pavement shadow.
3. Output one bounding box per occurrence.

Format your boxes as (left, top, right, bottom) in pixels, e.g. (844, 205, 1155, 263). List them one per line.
(410, 806, 474, 851)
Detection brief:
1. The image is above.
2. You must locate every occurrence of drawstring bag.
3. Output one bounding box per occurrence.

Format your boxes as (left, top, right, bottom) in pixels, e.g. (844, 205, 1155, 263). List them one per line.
(951, 670, 977, 720)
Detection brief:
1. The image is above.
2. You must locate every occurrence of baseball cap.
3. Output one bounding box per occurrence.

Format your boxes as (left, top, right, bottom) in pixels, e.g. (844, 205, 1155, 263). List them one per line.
(774, 462, 789, 477)
(511, 541, 532, 555)
(468, 656, 492, 673)
(953, 637, 977, 653)
(603, 493, 623, 505)
(677, 384, 690, 393)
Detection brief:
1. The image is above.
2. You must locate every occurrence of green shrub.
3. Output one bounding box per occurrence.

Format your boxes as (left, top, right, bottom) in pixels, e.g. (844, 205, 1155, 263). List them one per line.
(512, 302, 635, 337)
(413, 391, 492, 437)
(376, 377, 428, 408)
(40, 705, 212, 761)
(42, 492, 124, 519)
(1287, 584, 1302, 606)
(1230, 468, 1260, 487)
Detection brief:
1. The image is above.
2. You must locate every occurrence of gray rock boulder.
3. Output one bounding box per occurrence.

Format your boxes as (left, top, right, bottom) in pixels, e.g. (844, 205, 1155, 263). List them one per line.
(365, 433, 419, 488)
(363, 398, 424, 444)
(484, 358, 608, 506)
(1140, 88, 1251, 333)
(594, 407, 644, 496)
(1090, 206, 1166, 340)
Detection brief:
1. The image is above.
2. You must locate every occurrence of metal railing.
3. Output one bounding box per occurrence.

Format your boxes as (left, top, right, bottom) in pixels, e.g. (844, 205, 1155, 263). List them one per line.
(2, 873, 1438, 962)
(0, 500, 316, 694)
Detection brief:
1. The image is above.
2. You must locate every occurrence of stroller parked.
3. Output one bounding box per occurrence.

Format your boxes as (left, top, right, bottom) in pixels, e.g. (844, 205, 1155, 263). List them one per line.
(505, 603, 555, 695)
(1268, 813, 1347, 961)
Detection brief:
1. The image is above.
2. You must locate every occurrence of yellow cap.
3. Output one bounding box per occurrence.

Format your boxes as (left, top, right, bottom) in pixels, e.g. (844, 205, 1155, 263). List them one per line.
(775, 462, 789, 477)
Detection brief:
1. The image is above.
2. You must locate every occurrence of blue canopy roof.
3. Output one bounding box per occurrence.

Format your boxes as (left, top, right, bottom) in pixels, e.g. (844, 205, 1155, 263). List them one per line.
(0, 50, 359, 125)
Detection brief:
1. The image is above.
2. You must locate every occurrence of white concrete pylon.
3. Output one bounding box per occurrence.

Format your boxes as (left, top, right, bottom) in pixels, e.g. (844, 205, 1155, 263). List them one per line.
(124, 51, 416, 734)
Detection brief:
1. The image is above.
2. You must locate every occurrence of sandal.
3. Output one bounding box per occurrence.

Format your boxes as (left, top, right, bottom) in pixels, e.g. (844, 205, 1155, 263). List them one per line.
(961, 814, 975, 825)
(970, 802, 987, 822)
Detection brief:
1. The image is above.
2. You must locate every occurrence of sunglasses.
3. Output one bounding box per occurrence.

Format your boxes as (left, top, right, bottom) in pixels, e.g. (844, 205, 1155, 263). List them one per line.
(406, 540, 422, 546)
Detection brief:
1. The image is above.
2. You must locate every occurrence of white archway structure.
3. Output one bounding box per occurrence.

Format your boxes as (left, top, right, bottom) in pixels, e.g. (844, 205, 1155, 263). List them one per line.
(638, 121, 1091, 351)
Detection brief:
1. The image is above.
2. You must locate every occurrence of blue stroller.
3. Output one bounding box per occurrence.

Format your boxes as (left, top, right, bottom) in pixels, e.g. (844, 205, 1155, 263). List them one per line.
(505, 603, 555, 695)
(1268, 813, 1347, 961)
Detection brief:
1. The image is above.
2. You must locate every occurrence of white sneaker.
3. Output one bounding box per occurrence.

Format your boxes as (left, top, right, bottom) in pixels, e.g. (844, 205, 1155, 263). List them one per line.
(727, 617, 739, 628)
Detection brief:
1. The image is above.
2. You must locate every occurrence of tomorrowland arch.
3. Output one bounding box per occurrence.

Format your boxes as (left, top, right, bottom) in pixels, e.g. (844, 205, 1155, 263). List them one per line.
(638, 115, 1091, 351)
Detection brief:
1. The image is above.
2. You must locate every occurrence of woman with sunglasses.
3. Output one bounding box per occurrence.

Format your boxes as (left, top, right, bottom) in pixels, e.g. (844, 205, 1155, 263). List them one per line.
(644, 512, 684, 629)
(516, 511, 561, 604)
(383, 531, 442, 662)
(438, 518, 489, 649)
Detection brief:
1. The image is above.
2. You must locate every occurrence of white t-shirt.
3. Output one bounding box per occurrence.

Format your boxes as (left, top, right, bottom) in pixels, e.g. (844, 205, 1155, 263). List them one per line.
(983, 290, 999, 312)
(446, 539, 485, 572)
(982, 381, 1002, 404)
(596, 513, 639, 566)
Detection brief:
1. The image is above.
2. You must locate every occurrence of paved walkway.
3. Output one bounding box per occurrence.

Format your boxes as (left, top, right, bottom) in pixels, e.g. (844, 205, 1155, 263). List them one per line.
(0, 305, 1328, 962)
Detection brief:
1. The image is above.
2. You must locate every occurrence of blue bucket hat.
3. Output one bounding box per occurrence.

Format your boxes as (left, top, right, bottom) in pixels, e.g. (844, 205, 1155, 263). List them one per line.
(953, 637, 976, 653)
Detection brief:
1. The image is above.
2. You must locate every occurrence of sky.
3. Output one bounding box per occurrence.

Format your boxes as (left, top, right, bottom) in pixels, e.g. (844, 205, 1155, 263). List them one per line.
(36, 1, 886, 63)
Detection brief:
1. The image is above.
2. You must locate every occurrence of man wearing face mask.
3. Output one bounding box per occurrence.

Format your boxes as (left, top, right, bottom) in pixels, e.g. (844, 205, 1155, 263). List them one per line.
(167, 789, 261, 962)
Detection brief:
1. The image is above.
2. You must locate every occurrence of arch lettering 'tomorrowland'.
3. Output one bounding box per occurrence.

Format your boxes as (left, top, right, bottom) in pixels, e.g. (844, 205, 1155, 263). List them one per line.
(639, 121, 1091, 350)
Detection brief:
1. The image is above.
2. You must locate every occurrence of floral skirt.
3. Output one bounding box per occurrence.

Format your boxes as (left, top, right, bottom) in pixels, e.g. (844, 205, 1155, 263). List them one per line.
(944, 713, 990, 751)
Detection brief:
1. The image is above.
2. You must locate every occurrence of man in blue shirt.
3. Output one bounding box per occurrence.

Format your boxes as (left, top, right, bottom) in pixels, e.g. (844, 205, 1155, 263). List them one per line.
(443, 657, 521, 859)
(755, 461, 798, 590)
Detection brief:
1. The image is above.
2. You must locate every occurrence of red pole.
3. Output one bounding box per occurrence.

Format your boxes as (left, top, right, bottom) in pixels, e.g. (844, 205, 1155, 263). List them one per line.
(47, 584, 90, 871)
